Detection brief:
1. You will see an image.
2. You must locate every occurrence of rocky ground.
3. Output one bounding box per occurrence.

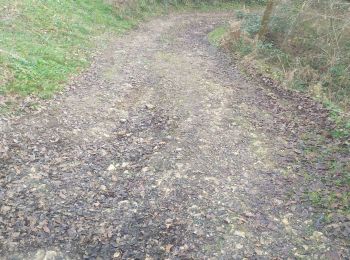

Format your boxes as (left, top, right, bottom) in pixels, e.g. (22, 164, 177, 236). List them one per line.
(0, 12, 349, 259)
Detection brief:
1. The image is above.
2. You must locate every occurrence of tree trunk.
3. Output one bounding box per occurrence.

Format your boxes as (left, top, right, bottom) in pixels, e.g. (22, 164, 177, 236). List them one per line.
(258, 0, 275, 41)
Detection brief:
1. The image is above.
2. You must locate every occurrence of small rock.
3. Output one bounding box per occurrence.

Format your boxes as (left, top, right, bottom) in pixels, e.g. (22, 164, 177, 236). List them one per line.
(236, 244, 243, 249)
(113, 251, 121, 258)
(145, 104, 155, 109)
(193, 229, 204, 236)
(116, 131, 127, 137)
(59, 191, 66, 199)
(179, 244, 189, 251)
(107, 164, 116, 171)
(255, 249, 264, 256)
(282, 217, 289, 225)
(121, 162, 129, 168)
(1, 206, 11, 213)
(224, 217, 231, 224)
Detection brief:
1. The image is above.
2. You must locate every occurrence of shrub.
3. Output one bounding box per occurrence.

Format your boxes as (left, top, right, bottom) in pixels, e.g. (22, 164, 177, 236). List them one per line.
(268, 0, 350, 109)
(233, 0, 350, 111)
(240, 13, 261, 37)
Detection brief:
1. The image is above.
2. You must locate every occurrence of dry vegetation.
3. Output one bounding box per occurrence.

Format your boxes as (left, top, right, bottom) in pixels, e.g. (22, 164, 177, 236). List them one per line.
(271, 0, 350, 110)
(224, 0, 350, 113)
(210, 0, 350, 221)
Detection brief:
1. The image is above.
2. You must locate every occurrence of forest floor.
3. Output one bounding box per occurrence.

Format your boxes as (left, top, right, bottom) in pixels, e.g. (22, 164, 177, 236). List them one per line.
(0, 12, 349, 259)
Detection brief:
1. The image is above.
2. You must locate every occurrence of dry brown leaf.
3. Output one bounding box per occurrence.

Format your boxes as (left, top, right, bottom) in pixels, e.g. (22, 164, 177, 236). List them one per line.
(165, 244, 173, 253)
(43, 225, 50, 233)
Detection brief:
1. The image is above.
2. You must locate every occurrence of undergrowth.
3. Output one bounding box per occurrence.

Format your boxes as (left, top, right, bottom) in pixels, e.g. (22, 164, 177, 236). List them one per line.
(207, 0, 350, 219)
(225, 1, 350, 113)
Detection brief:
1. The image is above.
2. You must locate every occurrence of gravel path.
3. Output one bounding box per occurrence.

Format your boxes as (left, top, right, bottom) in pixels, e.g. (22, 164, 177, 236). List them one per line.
(0, 12, 348, 259)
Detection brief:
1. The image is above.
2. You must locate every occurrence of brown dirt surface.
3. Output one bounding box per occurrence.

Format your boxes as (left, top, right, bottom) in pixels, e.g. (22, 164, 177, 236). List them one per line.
(0, 12, 349, 259)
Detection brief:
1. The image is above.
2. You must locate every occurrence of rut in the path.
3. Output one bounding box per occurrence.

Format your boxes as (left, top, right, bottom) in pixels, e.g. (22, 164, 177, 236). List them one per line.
(0, 13, 348, 259)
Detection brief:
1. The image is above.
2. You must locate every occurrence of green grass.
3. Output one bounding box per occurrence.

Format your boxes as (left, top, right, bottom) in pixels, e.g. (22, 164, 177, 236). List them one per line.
(0, 0, 162, 99)
(0, 0, 244, 101)
(208, 26, 228, 46)
(301, 112, 349, 215)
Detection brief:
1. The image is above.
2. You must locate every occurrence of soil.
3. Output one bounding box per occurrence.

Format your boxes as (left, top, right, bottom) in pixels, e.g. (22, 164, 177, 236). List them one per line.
(0, 12, 349, 259)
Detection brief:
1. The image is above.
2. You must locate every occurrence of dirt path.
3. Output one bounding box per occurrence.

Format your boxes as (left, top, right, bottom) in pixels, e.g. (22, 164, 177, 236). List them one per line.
(0, 13, 348, 259)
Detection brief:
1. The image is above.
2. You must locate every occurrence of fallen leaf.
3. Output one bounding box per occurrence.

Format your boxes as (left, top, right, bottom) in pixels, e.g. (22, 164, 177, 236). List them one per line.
(43, 225, 50, 233)
(165, 244, 173, 253)
(59, 191, 66, 199)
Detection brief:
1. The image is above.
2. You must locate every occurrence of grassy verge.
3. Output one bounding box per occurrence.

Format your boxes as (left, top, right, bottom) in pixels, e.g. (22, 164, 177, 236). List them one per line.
(215, 5, 350, 112)
(0, 0, 167, 102)
(207, 7, 350, 223)
(208, 26, 228, 46)
(301, 119, 350, 235)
